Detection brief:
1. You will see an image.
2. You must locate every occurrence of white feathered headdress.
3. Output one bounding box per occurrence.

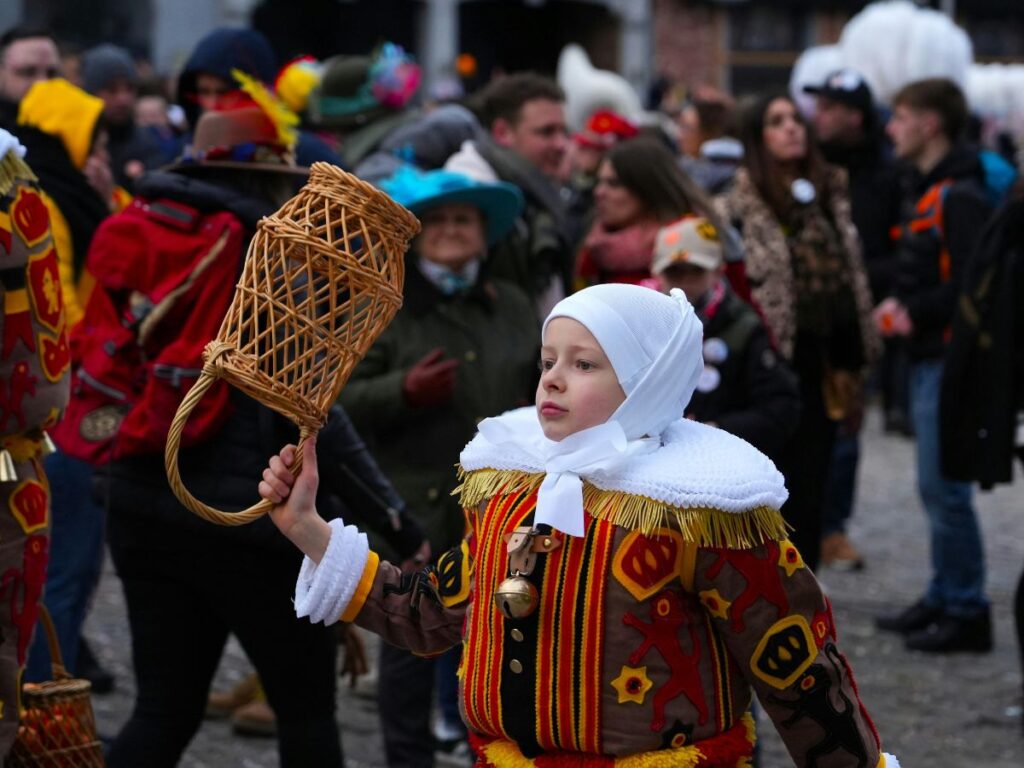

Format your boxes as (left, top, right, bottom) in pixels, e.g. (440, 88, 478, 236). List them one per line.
(840, 0, 972, 105)
(556, 44, 643, 133)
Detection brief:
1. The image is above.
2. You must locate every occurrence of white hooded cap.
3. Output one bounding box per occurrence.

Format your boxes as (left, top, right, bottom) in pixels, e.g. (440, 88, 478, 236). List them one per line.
(543, 284, 703, 441)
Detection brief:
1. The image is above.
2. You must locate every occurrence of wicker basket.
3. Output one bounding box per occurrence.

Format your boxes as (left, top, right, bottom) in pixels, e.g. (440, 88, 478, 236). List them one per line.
(165, 162, 420, 526)
(4, 607, 105, 767)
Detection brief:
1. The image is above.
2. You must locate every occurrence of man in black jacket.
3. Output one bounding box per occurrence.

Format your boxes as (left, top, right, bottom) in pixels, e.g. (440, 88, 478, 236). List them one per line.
(873, 78, 993, 653)
(805, 69, 904, 570)
(939, 185, 1024, 724)
(81, 44, 167, 188)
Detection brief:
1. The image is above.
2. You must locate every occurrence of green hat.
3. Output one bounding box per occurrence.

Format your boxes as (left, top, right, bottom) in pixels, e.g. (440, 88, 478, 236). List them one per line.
(308, 44, 421, 129)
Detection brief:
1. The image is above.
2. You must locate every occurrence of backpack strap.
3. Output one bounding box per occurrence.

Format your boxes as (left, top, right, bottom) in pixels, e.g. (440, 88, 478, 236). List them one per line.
(137, 225, 233, 346)
(716, 306, 762, 357)
(889, 179, 954, 282)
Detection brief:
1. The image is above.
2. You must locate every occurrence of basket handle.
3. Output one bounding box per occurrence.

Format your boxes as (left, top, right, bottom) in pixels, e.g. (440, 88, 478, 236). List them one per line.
(36, 603, 71, 681)
(165, 367, 313, 526)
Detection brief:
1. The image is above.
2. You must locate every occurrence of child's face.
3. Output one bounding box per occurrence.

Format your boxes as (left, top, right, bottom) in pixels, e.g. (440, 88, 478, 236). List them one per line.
(657, 263, 720, 305)
(536, 317, 626, 441)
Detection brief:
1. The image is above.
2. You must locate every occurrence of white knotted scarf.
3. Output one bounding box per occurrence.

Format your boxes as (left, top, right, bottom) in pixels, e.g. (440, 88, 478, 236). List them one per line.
(462, 285, 704, 536)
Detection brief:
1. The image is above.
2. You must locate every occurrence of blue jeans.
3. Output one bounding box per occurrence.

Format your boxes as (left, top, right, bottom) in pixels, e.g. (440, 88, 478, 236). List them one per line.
(823, 432, 860, 536)
(24, 452, 105, 681)
(910, 361, 988, 618)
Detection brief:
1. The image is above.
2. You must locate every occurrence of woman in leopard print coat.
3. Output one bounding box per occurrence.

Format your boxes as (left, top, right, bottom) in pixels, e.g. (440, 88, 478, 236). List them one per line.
(716, 93, 879, 569)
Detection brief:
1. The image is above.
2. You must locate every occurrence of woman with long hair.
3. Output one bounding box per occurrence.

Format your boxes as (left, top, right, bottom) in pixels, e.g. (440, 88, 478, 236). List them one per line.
(718, 93, 879, 569)
(577, 137, 724, 286)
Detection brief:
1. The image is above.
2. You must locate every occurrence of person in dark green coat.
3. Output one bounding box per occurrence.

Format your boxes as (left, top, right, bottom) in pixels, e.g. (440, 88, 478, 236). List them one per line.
(338, 164, 538, 768)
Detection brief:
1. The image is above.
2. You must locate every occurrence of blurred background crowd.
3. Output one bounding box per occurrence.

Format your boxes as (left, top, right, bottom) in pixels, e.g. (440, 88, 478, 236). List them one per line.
(0, 0, 1022, 766)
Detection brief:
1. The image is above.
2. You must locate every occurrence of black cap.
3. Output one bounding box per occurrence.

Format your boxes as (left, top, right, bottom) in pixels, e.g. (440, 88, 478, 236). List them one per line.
(803, 69, 874, 115)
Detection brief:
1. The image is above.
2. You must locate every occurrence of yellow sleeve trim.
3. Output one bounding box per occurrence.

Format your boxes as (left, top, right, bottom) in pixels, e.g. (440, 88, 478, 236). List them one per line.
(340, 550, 380, 623)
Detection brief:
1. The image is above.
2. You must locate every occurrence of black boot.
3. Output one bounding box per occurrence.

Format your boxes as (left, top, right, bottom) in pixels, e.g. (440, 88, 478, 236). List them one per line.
(875, 599, 944, 634)
(904, 611, 993, 653)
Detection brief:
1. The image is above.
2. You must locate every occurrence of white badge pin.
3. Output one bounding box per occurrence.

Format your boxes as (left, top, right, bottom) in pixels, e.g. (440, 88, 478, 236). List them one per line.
(791, 178, 816, 204)
(703, 338, 729, 365)
(696, 365, 721, 393)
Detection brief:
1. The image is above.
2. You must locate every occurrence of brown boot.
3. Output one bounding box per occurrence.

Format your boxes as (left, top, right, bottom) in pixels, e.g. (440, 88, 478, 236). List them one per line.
(231, 697, 278, 737)
(820, 532, 865, 571)
(206, 674, 260, 719)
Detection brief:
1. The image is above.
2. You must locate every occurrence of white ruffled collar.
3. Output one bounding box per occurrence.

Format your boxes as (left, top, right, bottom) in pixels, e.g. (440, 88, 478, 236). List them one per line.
(460, 407, 788, 529)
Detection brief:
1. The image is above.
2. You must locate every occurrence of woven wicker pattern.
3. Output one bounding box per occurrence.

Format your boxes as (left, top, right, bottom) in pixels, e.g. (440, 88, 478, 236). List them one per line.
(5, 608, 105, 767)
(166, 162, 419, 526)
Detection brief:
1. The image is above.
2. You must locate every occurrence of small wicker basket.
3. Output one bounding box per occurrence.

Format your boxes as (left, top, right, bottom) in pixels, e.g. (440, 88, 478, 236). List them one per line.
(4, 607, 105, 767)
(165, 162, 420, 526)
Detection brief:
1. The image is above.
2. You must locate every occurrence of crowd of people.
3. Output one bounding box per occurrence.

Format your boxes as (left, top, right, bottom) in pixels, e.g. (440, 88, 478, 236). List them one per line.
(0, 17, 1021, 768)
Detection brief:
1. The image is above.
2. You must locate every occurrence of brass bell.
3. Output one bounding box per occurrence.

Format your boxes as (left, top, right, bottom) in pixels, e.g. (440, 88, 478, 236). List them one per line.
(494, 575, 538, 619)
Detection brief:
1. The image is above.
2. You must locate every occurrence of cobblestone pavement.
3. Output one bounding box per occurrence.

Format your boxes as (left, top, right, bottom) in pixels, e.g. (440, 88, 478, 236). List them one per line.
(83, 409, 1023, 767)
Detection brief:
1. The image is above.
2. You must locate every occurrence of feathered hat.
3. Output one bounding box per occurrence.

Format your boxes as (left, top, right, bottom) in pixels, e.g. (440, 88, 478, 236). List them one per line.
(556, 44, 642, 133)
(840, 0, 972, 105)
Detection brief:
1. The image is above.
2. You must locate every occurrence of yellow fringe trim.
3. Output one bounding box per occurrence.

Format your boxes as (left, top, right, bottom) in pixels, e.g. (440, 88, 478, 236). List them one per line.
(480, 739, 537, 768)
(455, 468, 789, 549)
(615, 743, 704, 768)
(478, 713, 758, 767)
(0, 152, 36, 197)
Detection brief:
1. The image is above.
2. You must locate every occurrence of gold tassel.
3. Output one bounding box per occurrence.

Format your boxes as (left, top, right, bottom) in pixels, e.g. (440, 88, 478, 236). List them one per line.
(0, 450, 17, 483)
(0, 151, 37, 197)
(41, 432, 57, 457)
(455, 468, 791, 549)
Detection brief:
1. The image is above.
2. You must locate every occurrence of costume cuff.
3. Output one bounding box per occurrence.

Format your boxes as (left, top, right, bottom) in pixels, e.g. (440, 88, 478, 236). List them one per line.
(340, 551, 380, 622)
(294, 518, 369, 625)
(882, 753, 901, 768)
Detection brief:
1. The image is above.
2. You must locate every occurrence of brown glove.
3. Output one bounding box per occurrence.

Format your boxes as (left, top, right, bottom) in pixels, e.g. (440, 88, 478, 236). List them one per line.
(402, 348, 459, 407)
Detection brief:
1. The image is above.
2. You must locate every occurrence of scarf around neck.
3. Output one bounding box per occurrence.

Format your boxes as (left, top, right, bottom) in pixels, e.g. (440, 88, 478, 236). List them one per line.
(460, 407, 789, 538)
(582, 219, 660, 276)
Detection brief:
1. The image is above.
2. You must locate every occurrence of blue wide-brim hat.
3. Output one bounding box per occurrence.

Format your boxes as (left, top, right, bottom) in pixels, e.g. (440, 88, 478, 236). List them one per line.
(380, 165, 524, 245)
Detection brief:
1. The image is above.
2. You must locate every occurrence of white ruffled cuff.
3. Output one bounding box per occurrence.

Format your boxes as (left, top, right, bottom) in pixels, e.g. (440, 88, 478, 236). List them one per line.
(883, 753, 901, 768)
(293, 518, 369, 625)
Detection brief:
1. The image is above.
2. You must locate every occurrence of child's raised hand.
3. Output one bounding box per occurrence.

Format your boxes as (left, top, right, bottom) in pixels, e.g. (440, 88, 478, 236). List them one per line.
(260, 438, 330, 562)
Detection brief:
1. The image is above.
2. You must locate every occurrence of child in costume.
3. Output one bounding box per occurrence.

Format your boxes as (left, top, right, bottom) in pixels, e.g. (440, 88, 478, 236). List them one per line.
(260, 283, 899, 767)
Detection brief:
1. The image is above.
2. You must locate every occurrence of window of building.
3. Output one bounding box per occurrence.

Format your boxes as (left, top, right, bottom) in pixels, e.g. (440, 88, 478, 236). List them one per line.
(725, 5, 812, 96)
(966, 16, 1024, 60)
